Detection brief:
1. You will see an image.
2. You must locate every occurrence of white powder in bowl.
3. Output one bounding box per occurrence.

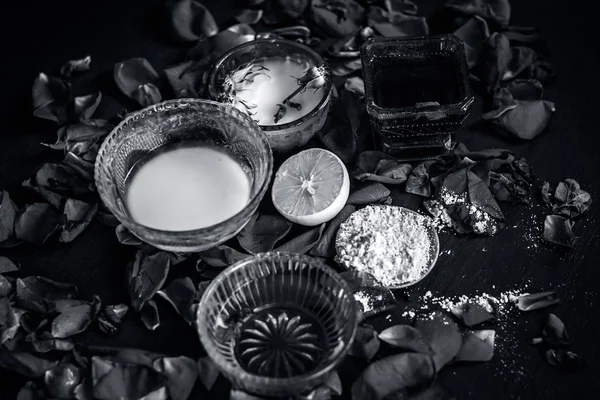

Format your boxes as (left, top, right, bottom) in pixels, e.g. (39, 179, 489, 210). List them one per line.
(335, 205, 435, 287)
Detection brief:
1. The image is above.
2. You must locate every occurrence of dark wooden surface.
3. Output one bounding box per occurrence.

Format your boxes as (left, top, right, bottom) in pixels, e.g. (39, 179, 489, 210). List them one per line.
(1, 1, 599, 399)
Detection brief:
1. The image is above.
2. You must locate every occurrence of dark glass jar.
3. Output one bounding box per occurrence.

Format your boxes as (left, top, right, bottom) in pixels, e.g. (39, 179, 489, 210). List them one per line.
(360, 34, 474, 161)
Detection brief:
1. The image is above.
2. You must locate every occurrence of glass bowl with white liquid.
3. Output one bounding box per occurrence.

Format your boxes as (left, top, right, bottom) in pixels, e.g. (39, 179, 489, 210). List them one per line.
(196, 252, 358, 397)
(94, 99, 273, 253)
(208, 39, 334, 154)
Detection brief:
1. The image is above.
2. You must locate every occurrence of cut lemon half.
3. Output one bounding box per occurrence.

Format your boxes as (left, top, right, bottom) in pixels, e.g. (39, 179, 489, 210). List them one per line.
(272, 148, 350, 226)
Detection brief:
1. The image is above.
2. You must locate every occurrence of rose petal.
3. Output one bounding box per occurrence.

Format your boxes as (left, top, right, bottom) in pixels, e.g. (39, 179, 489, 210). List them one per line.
(32, 73, 71, 124)
(168, 0, 218, 42)
(60, 56, 91, 78)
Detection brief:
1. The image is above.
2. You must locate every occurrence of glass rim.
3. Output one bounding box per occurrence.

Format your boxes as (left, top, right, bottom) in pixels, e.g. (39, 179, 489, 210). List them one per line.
(207, 38, 334, 132)
(196, 252, 359, 391)
(94, 98, 273, 241)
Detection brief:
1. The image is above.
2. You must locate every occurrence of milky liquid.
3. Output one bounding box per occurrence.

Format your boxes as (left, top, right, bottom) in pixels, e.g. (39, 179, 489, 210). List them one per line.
(231, 58, 325, 126)
(125, 144, 251, 231)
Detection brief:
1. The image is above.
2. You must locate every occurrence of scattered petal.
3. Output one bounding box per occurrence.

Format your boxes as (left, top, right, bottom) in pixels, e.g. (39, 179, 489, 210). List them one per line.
(273, 223, 327, 255)
(0, 191, 18, 243)
(454, 16, 490, 69)
(310, 204, 355, 258)
(542, 313, 571, 346)
(414, 311, 462, 371)
(450, 300, 495, 327)
(61, 56, 91, 77)
(140, 300, 160, 331)
(126, 251, 172, 312)
(59, 199, 98, 243)
(197, 356, 220, 391)
(73, 91, 102, 121)
(51, 301, 95, 339)
(235, 9, 263, 24)
(347, 182, 391, 205)
(455, 330, 495, 362)
(367, 6, 428, 37)
(44, 362, 83, 398)
(517, 291, 560, 312)
(0, 256, 19, 274)
(91, 357, 167, 400)
(15, 203, 60, 246)
(198, 245, 250, 268)
(0, 351, 58, 378)
(545, 349, 585, 371)
(349, 325, 380, 359)
(309, 0, 365, 38)
(168, 0, 219, 41)
(319, 89, 362, 164)
(444, 0, 511, 27)
(157, 277, 196, 324)
(152, 356, 198, 400)
(543, 215, 576, 248)
(114, 58, 161, 105)
(32, 73, 71, 124)
(0, 297, 20, 344)
(378, 325, 433, 354)
(353, 151, 413, 184)
(236, 212, 292, 254)
(351, 352, 436, 400)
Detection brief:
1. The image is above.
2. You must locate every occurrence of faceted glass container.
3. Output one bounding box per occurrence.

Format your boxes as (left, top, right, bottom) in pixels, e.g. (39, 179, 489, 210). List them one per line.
(94, 99, 273, 253)
(196, 252, 358, 397)
(360, 34, 474, 161)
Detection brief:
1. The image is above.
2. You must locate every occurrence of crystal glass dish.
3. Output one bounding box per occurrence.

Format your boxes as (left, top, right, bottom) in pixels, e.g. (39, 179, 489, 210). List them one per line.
(196, 252, 358, 397)
(94, 99, 273, 253)
(208, 39, 333, 154)
(361, 34, 474, 161)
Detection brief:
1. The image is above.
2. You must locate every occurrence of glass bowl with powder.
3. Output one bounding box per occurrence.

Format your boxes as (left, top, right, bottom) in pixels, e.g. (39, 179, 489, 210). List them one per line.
(208, 39, 333, 154)
(95, 99, 273, 253)
(335, 205, 440, 289)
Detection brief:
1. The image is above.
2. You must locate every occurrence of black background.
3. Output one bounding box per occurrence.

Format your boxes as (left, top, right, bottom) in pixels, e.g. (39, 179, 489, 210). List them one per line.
(1, 0, 599, 399)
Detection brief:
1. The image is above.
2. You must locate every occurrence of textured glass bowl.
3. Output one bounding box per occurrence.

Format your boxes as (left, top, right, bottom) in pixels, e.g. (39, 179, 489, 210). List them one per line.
(94, 99, 273, 253)
(208, 39, 333, 154)
(196, 252, 358, 397)
(361, 34, 474, 161)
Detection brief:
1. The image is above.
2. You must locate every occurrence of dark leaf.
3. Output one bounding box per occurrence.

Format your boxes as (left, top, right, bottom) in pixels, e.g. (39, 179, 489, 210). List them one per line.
(450, 300, 495, 327)
(324, 370, 342, 396)
(0, 350, 58, 378)
(0, 275, 13, 297)
(51, 303, 94, 338)
(467, 170, 504, 220)
(351, 352, 436, 400)
(310, 204, 355, 258)
(17, 381, 46, 400)
(32, 73, 71, 124)
(198, 245, 250, 268)
(309, 0, 365, 38)
(157, 277, 196, 324)
(319, 89, 363, 164)
(545, 349, 585, 371)
(16, 276, 78, 314)
(63, 151, 96, 181)
(97, 304, 129, 335)
(414, 311, 462, 371)
(353, 151, 412, 184)
(127, 251, 172, 311)
(61, 56, 92, 77)
(73, 91, 102, 122)
(0, 256, 19, 274)
(349, 325, 380, 359)
(482, 87, 555, 140)
(455, 330, 495, 362)
(45, 119, 113, 156)
(553, 179, 592, 218)
(506, 79, 543, 101)
(91, 356, 167, 400)
(273, 223, 327, 254)
(444, 0, 511, 26)
(454, 16, 490, 69)
(542, 313, 571, 346)
(116, 224, 143, 246)
(24, 331, 75, 353)
(406, 163, 432, 197)
(236, 212, 292, 254)
(347, 182, 391, 205)
(14, 203, 60, 245)
(378, 325, 433, 354)
(44, 362, 83, 398)
(152, 356, 198, 400)
(168, 0, 219, 42)
(0, 297, 20, 344)
(543, 215, 576, 248)
(474, 32, 511, 93)
(344, 76, 365, 97)
(197, 356, 220, 391)
(132, 83, 162, 108)
(24, 162, 91, 201)
(235, 8, 263, 24)
(503, 46, 537, 81)
(59, 199, 98, 243)
(367, 6, 428, 37)
(140, 300, 160, 331)
(114, 58, 161, 105)
(517, 291, 559, 312)
(541, 181, 553, 205)
(0, 190, 18, 243)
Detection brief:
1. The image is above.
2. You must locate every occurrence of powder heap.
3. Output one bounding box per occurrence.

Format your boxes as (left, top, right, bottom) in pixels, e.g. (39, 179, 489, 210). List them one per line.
(335, 205, 433, 287)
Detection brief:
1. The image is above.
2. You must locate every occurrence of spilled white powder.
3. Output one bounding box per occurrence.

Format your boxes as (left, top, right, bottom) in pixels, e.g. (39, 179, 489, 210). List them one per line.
(336, 205, 433, 286)
(353, 290, 383, 314)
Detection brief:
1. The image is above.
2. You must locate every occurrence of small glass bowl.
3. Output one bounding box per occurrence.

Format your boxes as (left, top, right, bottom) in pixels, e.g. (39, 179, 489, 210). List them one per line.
(361, 34, 474, 161)
(196, 252, 358, 397)
(94, 99, 273, 253)
(208, 39, 333, 154)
